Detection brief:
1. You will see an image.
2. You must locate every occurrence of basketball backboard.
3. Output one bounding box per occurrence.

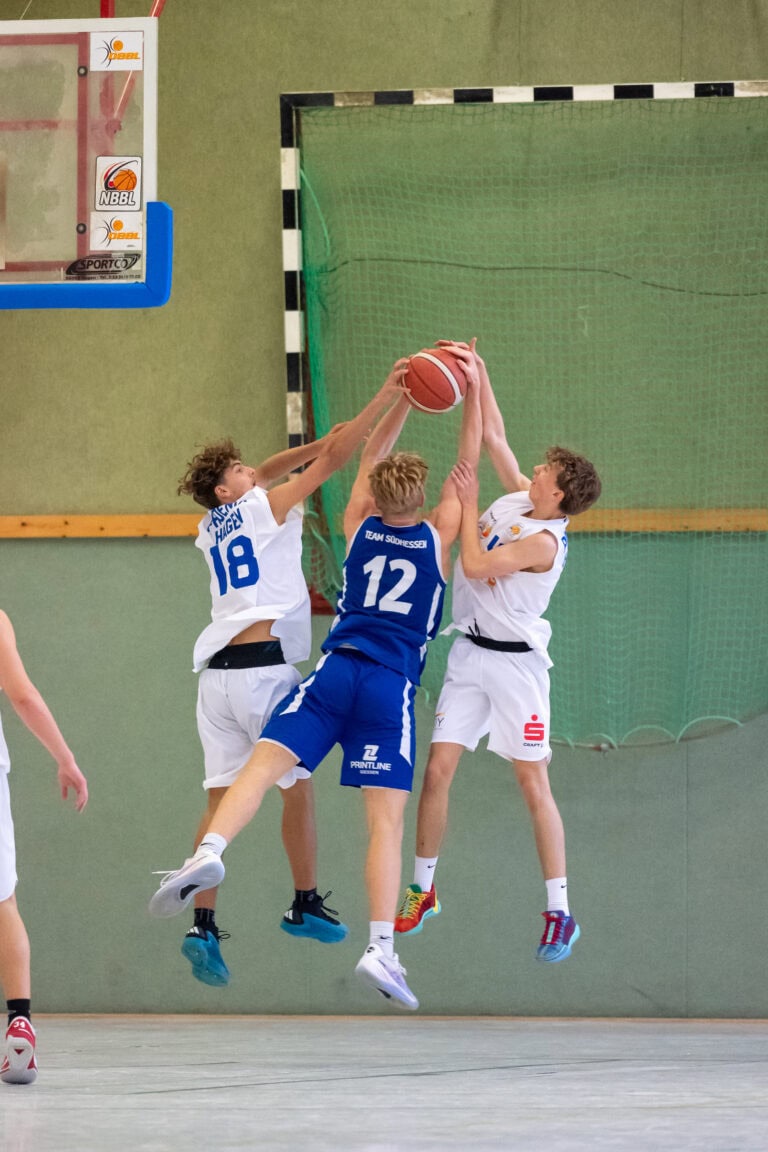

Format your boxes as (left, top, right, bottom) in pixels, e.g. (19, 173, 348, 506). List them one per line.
(0, 15, 171, 308)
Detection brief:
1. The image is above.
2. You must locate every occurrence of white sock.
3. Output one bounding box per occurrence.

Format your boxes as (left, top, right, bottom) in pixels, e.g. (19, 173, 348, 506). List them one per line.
(370, 921, 395, 958)
(414, 855, 438, 892)
(199, 833, 227, 856)
(545, 876, 569, 916)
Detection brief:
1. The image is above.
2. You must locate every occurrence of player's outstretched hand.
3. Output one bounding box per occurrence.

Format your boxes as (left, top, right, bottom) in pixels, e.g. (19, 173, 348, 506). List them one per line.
(384, 357, 410, 396)
(435, 338, 481, 390)
(58, 757, 89, 812)
(450, 458, 480, 505)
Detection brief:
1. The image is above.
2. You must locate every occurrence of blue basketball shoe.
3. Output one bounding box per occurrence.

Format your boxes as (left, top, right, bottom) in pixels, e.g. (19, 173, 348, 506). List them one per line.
(181, 925, 231, 987)
(536, 910, 580, 962)
(281, 890, 349, 943)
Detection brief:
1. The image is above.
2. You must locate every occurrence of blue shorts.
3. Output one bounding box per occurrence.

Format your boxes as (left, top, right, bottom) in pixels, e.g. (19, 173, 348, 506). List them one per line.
(260, 649, 417, 791)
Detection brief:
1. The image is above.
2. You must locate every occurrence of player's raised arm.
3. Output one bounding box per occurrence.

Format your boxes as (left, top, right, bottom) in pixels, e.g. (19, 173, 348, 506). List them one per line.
(438, 340, 529, 493)
(450, 459, 556, 580)
(252, 424, 350, 489)
(476, 349, 529, 493)
(427, 340, 483, 571)
(0, 611, 88, 811)
(343, 359, 411, 542)
(265, 369, 405, 526)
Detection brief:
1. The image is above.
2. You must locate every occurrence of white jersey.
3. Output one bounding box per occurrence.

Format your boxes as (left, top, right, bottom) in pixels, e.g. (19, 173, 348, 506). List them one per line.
(0, 696, 10, 773)
(192, 485, 311, 672)
(447, 489, 568, 668)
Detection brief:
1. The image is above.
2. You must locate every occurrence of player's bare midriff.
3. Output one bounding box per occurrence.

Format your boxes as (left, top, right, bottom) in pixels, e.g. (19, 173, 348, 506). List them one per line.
(228, 619, 278, 645)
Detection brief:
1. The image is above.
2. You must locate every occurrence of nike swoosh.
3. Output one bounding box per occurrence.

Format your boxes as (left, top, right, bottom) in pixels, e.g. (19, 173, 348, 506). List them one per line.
(180, 884, 199, 900)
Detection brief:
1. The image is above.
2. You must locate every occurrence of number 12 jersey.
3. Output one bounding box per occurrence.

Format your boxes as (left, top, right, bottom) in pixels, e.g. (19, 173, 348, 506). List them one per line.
(322, 516, 446, 685)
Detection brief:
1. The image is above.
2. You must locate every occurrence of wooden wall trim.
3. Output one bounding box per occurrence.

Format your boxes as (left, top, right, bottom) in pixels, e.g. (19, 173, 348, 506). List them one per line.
(0, 509, 765, 538)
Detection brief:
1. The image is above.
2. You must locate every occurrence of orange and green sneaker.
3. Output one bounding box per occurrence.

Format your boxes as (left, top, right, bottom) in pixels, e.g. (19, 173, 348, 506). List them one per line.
(394, 884, 441, 936)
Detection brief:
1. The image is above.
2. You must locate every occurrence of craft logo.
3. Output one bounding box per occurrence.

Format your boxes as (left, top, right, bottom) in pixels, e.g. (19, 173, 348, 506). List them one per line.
(66, 253, 141, 278)
(89, 30, 143, 71)
(523, 714, 545, 745)
(89, 211, 143, 251)
(96, 157, 142, 210)
(362, 744, 379, 762)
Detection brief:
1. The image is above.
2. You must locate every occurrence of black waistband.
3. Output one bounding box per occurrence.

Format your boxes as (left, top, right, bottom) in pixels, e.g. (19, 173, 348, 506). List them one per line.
(466, 632, 532, 654)
(207, 640, 285, 670)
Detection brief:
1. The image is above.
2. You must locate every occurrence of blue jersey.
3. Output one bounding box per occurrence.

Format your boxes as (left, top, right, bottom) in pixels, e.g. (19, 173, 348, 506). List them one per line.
(322, 516, 446, 685)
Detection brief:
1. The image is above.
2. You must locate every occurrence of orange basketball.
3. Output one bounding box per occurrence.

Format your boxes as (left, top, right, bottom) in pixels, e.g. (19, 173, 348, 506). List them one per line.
(404, 348, 467, 413)
(110, 168, 137, 191)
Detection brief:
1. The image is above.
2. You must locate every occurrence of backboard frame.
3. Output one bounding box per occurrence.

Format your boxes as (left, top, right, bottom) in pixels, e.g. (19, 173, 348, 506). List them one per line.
(0, 15, 171, 308)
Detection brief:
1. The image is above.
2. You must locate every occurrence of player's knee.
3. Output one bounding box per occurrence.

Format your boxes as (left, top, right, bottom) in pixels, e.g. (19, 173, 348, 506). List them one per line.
(423, 744, 461, 790)
(513, 759, 553, 810)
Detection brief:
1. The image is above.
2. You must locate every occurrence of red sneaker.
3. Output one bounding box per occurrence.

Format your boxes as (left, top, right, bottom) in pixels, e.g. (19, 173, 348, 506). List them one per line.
(395, 884, 441, 936)
(1, 1017, 37, 1085)
(536, 911, 581, 962)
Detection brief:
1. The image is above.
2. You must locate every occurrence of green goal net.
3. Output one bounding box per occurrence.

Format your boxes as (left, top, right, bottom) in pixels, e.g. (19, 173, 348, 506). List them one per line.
(297, 97, 768, 747)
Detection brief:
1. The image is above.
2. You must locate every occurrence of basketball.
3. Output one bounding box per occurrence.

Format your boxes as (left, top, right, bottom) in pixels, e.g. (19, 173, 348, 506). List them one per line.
(403, 348, 467, 413)
(109, 168, 137, 191)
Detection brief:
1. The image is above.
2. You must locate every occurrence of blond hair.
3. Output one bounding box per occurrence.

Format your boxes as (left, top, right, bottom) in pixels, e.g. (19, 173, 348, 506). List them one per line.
(369, 452, 428, 515)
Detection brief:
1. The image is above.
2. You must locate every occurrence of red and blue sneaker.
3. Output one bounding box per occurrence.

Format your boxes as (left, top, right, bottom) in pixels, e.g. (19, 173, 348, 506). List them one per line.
(536, 910, 580, 962)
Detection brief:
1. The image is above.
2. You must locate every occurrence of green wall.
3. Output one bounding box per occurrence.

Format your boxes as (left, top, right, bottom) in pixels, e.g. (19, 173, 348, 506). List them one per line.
(0, 1, 766, 1014)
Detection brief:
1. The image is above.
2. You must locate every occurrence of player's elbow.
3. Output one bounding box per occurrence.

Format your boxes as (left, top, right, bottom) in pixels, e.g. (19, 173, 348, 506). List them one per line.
(482, 426, 506, 448)
(461, 555, 492, 580)
(9, 685, 43, 717)
(323, 437, 353, 473)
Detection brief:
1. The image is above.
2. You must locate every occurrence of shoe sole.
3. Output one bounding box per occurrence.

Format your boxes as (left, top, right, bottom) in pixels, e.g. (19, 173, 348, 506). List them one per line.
(396, 901, 441, 937)
(181, 937, 230, 987)
(355, 962, 419, 1011)
(281, 915, 349, 944)
(537, 923, 581, 963)
(1, 1039, 37, 1085)
(148, 857, 225, 918)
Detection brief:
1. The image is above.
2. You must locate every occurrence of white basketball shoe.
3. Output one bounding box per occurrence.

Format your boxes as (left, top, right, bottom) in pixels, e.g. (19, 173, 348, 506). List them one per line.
(148, 846, 225, 918)
(355, 944, 419, 1010)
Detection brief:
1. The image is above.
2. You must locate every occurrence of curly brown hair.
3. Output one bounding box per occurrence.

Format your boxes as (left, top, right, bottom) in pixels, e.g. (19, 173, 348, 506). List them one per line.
(178, 439, 240, 510)
(546, 446, 602, 516)
(369, 452, 428, 516)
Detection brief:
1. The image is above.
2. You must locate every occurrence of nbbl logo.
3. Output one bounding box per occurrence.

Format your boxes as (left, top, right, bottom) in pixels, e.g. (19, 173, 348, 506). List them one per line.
(95, 157, 142, 210)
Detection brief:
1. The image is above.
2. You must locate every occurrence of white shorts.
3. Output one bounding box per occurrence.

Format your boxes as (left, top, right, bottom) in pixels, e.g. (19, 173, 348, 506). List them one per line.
(432, 635, 552, 763)
(196, 664, 311, 791)
(0, 771, 17, 903)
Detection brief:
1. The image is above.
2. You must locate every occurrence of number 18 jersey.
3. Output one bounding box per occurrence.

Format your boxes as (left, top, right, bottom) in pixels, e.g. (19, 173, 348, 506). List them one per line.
(192, 485, 311, 672)
(322, 516, 446, 685)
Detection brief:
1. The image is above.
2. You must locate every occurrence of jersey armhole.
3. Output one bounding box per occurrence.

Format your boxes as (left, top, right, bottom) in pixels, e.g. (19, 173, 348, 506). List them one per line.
(423, 519, 447, 583)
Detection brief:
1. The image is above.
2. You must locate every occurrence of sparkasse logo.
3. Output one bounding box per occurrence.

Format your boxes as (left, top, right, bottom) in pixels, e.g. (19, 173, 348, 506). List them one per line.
(523, 714, 545, 744)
